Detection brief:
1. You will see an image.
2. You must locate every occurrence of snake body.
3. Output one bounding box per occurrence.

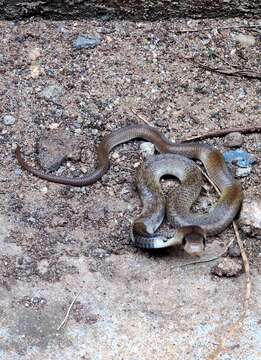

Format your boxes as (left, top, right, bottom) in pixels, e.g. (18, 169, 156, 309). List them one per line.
(16, 124, 243, 255)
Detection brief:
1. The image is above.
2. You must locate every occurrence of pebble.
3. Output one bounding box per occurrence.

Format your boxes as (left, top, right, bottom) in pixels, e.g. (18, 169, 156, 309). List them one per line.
(73, 35, 101, 50)
(40, 84, 65, 102)
(236, 167, 252, 178)
(228, 241, 241, 257)
(38, 131, 81, 171)
(57, 25, 68, 35)
(37, 259, 49, 275)
(92, 248, 109, 259)
(235, 33, 256, 47)
(28, 47, 41, 62)
(211, 258, 243, 277)
(91, 129, 99, 135)
(14, 169, 22, 177)
(2, 114, 16, 126)
(224, 132, 243, 148)
(237, 88, 247, 100)
(140, 142, 155, 158)
(253, 134, 261, 151)
(239, 198, 261, 236)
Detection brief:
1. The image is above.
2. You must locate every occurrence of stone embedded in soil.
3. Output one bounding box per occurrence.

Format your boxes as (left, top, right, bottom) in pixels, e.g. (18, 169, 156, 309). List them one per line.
(237, 88, 247, 100)
(239, 198, 261, 236)
(224, 132, 243, 148)
(236, 166, 252, 178)
(235, 33, 256, 47)
(140, 142, 155, 158)
(253, 134, 261, 151)
(73, 35, 101, 50)
(228, 241, 241, 257)
(37, 259, 49, 275)
(211, 257, 243, 277)
(38, 130, 81, 171)
(40, 84, 65, 102)
(2, 114, 16, 126)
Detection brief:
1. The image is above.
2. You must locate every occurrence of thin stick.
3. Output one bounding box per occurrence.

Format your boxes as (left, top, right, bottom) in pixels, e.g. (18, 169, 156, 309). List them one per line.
(212, 52, 241, 69)
(131, 109, 155, 127)
(57, 291, 81, 331)
(180, 124, 261, 142)
(207, 222, 251, 360)
(174, 24, 260, 34)
(198, 64, 261, 80)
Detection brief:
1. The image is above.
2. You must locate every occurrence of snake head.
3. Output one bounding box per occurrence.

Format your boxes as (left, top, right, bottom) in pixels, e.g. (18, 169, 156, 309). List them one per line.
(181, 225, 206, 257)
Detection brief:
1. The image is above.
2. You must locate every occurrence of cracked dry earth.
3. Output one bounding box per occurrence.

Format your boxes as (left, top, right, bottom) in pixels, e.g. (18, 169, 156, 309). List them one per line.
(0, 18, 260, 360)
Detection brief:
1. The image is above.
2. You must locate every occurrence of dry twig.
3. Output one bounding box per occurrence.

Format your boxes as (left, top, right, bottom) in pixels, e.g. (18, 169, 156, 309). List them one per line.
(131, 109, 155, 127)
(198, 64, 261, 80)
(57, 291, 81, 331)
(212, 52, 241, 69)
(207, 222, 251, 360)
(180, 124, 261, 142)
(174, 24, 260, 33)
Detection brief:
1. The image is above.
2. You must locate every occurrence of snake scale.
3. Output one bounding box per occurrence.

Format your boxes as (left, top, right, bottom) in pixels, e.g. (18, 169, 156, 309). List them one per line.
(16, 124, 243, 256)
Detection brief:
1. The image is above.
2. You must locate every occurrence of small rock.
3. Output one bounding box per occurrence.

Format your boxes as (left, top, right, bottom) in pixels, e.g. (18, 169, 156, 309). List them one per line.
(38, 130, 81, 171)
(224, 132, 243, 148)
(15, 169, 22, 177)
(237, 88, 247, 100)
(239, 198, 261, 236)
(235, 33, 256, 47)
(211, 258, 243, 277)
(73, 35, 101, 50)
(40, 84, 65, 102)
(37, 259, 49, 275)
(92, 248, 109, 258)
(30, 64, 42, 78)
(57, 25, 68, 34)
(140, 142, 155, 158)
(253, 134, 261, 151)
(228, 242, 241, 257)
(0, 53, 4, 63)
(91, 129, 98, 135)
(28, 47, 41, 62)
(224, 149, 256, 168)
(111, 152, 120, 160)
(236, 167, 252, 178)
(2, 115, 16, 126)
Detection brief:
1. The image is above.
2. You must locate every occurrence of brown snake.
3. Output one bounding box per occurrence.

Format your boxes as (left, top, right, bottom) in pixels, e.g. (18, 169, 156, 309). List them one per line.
(15, 124, 243, 256)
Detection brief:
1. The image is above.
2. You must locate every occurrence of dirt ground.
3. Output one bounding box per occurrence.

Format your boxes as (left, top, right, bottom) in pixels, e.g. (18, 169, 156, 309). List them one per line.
(0, 18, 260, 359)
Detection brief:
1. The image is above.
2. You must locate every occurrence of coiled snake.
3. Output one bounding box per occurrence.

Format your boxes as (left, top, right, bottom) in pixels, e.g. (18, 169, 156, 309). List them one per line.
(16, 124, 242, 257)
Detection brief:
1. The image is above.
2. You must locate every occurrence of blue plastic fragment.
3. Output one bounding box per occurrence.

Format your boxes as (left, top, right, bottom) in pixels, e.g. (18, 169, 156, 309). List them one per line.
(224, 149, 256, 168)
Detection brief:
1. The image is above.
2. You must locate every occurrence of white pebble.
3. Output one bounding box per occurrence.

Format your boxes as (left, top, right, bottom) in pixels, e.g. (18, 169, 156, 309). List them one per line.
(2, 115, 16, 126)
(140, 142, 155, 158)
(235, 34, 256, 47)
